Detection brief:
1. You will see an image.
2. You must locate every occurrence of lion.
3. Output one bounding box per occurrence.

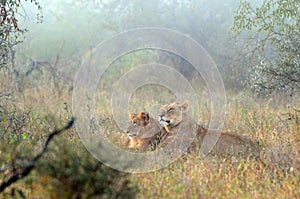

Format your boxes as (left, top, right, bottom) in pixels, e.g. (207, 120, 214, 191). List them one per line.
(158, 101, 260, 158)
(125, 111, 168, 151)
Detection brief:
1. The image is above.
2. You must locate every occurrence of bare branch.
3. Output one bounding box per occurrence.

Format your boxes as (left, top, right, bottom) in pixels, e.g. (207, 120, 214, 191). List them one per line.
(0, 118, 75, 193)
(0, 93, 11, 98)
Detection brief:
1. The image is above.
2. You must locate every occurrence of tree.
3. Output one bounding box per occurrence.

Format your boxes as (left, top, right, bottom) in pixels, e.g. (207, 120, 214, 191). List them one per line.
(233, 0, 300, 95)
(0, 0, 42, 69)
(79, 0, 245, 89)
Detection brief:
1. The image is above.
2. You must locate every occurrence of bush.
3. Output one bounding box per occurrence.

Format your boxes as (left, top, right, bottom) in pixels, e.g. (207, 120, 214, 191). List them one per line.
(35, 137, 138, 198)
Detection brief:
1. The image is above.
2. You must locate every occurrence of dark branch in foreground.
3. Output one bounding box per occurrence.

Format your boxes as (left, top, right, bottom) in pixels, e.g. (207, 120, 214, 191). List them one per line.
(0, 93, 12, 98)
(0, 118, 75, 193)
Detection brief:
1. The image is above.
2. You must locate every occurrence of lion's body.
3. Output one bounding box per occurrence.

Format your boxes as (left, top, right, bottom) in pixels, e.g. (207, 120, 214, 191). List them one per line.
(196, 126, 260, 157)
(158, 101, 260, 157)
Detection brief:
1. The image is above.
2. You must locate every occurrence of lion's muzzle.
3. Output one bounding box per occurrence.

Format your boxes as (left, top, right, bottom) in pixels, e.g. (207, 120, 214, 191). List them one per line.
(158, 115, 170, 126)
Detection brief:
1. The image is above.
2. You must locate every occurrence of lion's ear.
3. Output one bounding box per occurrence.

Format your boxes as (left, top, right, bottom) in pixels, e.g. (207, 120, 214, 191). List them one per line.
(138, 112, 150, 121)
(129, 113, 136, 120)
(180, 100, 189, 111)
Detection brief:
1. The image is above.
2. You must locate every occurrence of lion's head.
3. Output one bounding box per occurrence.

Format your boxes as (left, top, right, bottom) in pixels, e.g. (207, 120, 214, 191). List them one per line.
(126, 111, 165, 151)
(158, 101, 189, 133)
(126, 111, 162, 139)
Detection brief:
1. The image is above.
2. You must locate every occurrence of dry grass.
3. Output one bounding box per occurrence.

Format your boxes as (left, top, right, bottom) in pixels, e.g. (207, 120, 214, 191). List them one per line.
(122, 90, 299, 199)
(0, 69, 299, 198)
(131, 155, 299, 198)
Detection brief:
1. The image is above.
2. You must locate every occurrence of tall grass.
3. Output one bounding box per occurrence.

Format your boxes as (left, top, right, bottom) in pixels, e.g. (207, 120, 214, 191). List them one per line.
(128, 91, 299, 198)
(0, 68, 299, 198)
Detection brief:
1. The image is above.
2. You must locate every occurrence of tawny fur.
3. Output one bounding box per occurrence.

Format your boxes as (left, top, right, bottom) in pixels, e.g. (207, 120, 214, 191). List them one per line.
(125, 112, 168, 151)
(158, 101, 260, 157)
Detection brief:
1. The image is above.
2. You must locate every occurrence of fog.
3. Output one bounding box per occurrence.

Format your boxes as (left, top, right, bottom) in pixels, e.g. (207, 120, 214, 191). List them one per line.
(17, 0, 252, 84)
(21, 0, 243, 57)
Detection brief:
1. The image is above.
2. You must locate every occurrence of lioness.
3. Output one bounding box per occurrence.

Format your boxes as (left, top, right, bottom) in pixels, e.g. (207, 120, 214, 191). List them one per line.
(125, 112, 168, 151)
(158, 101, 260, 157)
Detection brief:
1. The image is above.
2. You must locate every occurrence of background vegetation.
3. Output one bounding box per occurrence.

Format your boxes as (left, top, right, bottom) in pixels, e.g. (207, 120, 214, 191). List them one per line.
(0, 0, 299, 198)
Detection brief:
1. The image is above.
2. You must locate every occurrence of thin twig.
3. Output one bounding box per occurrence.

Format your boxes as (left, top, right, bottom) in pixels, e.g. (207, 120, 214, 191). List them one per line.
(0, 63, 7, 68)
(0, 118, 75, 193)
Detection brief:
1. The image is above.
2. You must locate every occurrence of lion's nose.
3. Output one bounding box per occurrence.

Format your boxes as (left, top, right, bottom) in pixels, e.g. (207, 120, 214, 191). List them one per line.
(158, 115, 163, 121)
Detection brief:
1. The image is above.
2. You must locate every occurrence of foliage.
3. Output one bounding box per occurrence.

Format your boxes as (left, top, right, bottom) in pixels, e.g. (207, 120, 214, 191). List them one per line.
(233, 0, 300, 95)
(0, 101, 33, 169)
(34, 138, 137, 198)
(0, 118, 74, 194)
(0, 101, 137, 198)
(0, 0, 42, 68)
(0, 101, 36, 197)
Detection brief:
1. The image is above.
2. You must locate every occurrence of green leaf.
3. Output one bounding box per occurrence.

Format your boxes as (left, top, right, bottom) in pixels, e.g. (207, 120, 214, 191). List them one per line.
(23, 132, 29, 140)
(17, 189, 27, 199)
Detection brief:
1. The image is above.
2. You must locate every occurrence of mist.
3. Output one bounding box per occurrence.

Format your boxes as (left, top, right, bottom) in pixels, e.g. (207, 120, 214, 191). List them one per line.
(17, 0, 258, 89)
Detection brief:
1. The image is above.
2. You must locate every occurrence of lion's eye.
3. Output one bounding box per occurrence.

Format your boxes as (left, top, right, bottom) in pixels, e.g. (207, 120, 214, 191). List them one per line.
(167, 108, 174, 113)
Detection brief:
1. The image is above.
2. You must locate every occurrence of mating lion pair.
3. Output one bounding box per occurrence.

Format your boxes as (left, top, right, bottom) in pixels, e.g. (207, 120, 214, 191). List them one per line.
(125, 101, 260, 158)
